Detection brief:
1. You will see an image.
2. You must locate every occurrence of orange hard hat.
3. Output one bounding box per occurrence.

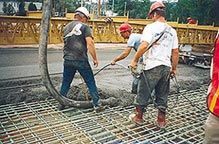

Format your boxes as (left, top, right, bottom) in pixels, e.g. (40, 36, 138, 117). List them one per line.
(148, 1, 165, 18)
(119, 23, 132, 33)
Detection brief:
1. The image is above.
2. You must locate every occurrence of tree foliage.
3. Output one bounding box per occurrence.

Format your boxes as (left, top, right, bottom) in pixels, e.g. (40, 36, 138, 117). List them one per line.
(17, 1, 26, 16)
(169, 0, 219, 25)
(53, 0, 82, 14)
(28, 2, 37, 11)
(106, 0, 219, 26)
(111, 0, 151, 19)
(2, 2, 16, 15)
(2, 0, 218, 25)
(20, 0, 216, 26)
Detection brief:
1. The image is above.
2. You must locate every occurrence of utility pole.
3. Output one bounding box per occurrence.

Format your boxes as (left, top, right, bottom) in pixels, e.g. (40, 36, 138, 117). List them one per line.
(112, 0, 114, 12)
(81, 0, 83, 7)
(98, 0, 100, 17)
(53, 0, 56, 16)
(124, 2, 127, 16)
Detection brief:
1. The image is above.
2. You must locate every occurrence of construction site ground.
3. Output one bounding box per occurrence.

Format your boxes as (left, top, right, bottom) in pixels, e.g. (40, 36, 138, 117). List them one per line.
(0, 44, 211, 144)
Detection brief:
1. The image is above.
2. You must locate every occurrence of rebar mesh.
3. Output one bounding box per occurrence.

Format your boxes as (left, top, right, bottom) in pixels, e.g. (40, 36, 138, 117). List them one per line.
(0, 87, 208, 144)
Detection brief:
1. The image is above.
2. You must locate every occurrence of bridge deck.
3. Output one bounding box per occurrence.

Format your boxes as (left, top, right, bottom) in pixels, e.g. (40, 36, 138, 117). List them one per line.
(0, 87, 208, 144)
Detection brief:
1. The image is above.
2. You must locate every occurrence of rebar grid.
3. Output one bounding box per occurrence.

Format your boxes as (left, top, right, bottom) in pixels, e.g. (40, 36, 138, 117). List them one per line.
(0, 87, 208, 144)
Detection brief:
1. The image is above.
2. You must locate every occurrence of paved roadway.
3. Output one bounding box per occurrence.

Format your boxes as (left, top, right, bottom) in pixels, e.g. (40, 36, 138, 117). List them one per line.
(0, 44, 134, 80)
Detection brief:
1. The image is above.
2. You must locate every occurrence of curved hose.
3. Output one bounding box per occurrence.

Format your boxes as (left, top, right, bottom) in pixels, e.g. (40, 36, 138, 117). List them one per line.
(94, 63, 111, 76)
(94, 63, 129, 76)
(93, 63, 206, 112)
(170, 76, 207, 113)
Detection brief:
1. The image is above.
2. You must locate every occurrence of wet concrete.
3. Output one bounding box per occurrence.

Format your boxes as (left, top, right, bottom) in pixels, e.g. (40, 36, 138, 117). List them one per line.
(0, 62, 210, 107)
(0, 46, 211, 106)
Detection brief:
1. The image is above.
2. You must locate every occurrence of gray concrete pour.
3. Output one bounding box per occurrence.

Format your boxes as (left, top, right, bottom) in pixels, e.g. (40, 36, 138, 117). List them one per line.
(0, 44, 211, 143)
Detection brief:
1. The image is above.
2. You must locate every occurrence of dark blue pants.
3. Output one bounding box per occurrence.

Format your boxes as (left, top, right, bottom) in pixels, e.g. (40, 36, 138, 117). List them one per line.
(60, 59, 100, 106)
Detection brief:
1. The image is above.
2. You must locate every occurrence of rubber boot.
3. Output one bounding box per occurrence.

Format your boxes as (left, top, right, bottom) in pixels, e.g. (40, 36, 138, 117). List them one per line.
(94, 105, 106, 113)
(156, 109, 166, 129)
(58, 103, 65, 110)
(129, 107, 144, 125)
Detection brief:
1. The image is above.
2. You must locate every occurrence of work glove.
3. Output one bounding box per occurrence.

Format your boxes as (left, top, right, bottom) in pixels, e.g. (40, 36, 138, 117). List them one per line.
(129, 64, 143, 78)
(170, 70, 176, 79)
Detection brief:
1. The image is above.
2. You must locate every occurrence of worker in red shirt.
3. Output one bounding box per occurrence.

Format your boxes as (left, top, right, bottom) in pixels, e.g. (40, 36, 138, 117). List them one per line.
(187, 17, 197, 24)
(204, 31, 219, 143)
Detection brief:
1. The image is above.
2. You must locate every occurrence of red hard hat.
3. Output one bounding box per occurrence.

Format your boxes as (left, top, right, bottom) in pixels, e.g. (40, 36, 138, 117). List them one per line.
(187, 17, 192, 21)
(148, 1, 165, 18)
(119, 23, 132, 33)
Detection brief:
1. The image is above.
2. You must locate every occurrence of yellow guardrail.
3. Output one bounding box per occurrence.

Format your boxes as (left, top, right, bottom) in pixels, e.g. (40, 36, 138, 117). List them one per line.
(0, 15, 218, 45)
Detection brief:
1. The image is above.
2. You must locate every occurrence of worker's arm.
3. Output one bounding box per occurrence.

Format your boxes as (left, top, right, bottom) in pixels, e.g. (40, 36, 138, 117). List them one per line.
(130, 41, 149, 68)
(111, 47, 132, 65)
(171, 48, 179, 77)
(86, 37, 98, 67)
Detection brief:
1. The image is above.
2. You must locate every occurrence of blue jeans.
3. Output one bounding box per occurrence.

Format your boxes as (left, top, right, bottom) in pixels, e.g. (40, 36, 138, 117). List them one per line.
(60, 59, 100, 106)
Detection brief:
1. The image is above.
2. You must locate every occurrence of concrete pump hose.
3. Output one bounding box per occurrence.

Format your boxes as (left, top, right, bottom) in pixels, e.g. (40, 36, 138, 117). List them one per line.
(94, 63, 129, 76)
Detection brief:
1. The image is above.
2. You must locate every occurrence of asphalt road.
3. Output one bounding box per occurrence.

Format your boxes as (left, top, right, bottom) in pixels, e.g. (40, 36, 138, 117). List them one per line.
(0, 47, 135, 80)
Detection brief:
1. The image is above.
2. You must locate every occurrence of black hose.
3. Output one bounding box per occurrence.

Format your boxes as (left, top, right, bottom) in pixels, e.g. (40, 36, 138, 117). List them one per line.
(169, 76, 180, 109)
(93, 63, 129, 76)
(70, 61, 208, 113)
(171, 76, 207, 113)
(94, 63, 111, 76)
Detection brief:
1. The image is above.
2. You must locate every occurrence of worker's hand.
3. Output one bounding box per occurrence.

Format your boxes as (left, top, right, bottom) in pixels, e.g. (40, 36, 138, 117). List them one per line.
(129, 61, 137, 69)
(93, 60, 98, 68)
(170, 70, 176, 79)
(129, 61, 141, 78)
(111, 60, 116, 65)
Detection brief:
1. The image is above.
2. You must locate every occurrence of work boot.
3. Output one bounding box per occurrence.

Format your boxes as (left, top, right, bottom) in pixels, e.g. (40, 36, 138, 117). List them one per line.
(58, 103, 65, 110)
(129, 107, 144, 125)
(156, 109, 166, 129)
(131, 89, 137, 94)
(94, 105, 106, 113)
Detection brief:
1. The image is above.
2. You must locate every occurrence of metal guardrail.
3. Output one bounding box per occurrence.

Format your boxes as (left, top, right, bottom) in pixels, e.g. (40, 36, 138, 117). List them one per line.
(0, 15, 218, 45)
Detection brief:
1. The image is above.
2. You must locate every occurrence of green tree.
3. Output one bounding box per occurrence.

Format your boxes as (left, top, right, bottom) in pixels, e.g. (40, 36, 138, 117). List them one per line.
(2, 2, 7, 14)
(17, 1, 26, 16)
(7, 3, 16, 15)
(110, 0, 150, 18)
(58, 0, 219, 26)
(128, 0, 151, 19)
(28, 2, 37, 11)
(2, 2, 16, 16)
(167, 0, 219, 25)
(55, 0, 81, 13)
(208, 0, 219, 26)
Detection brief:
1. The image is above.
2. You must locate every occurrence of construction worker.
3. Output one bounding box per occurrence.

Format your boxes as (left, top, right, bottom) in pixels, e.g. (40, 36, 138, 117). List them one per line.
(111, 23, 142, 94)
(204, 31, 219, 143)
(59, 7, 104, 112)
(187, 17, 197, 24)
(129, 1, 179, 129)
